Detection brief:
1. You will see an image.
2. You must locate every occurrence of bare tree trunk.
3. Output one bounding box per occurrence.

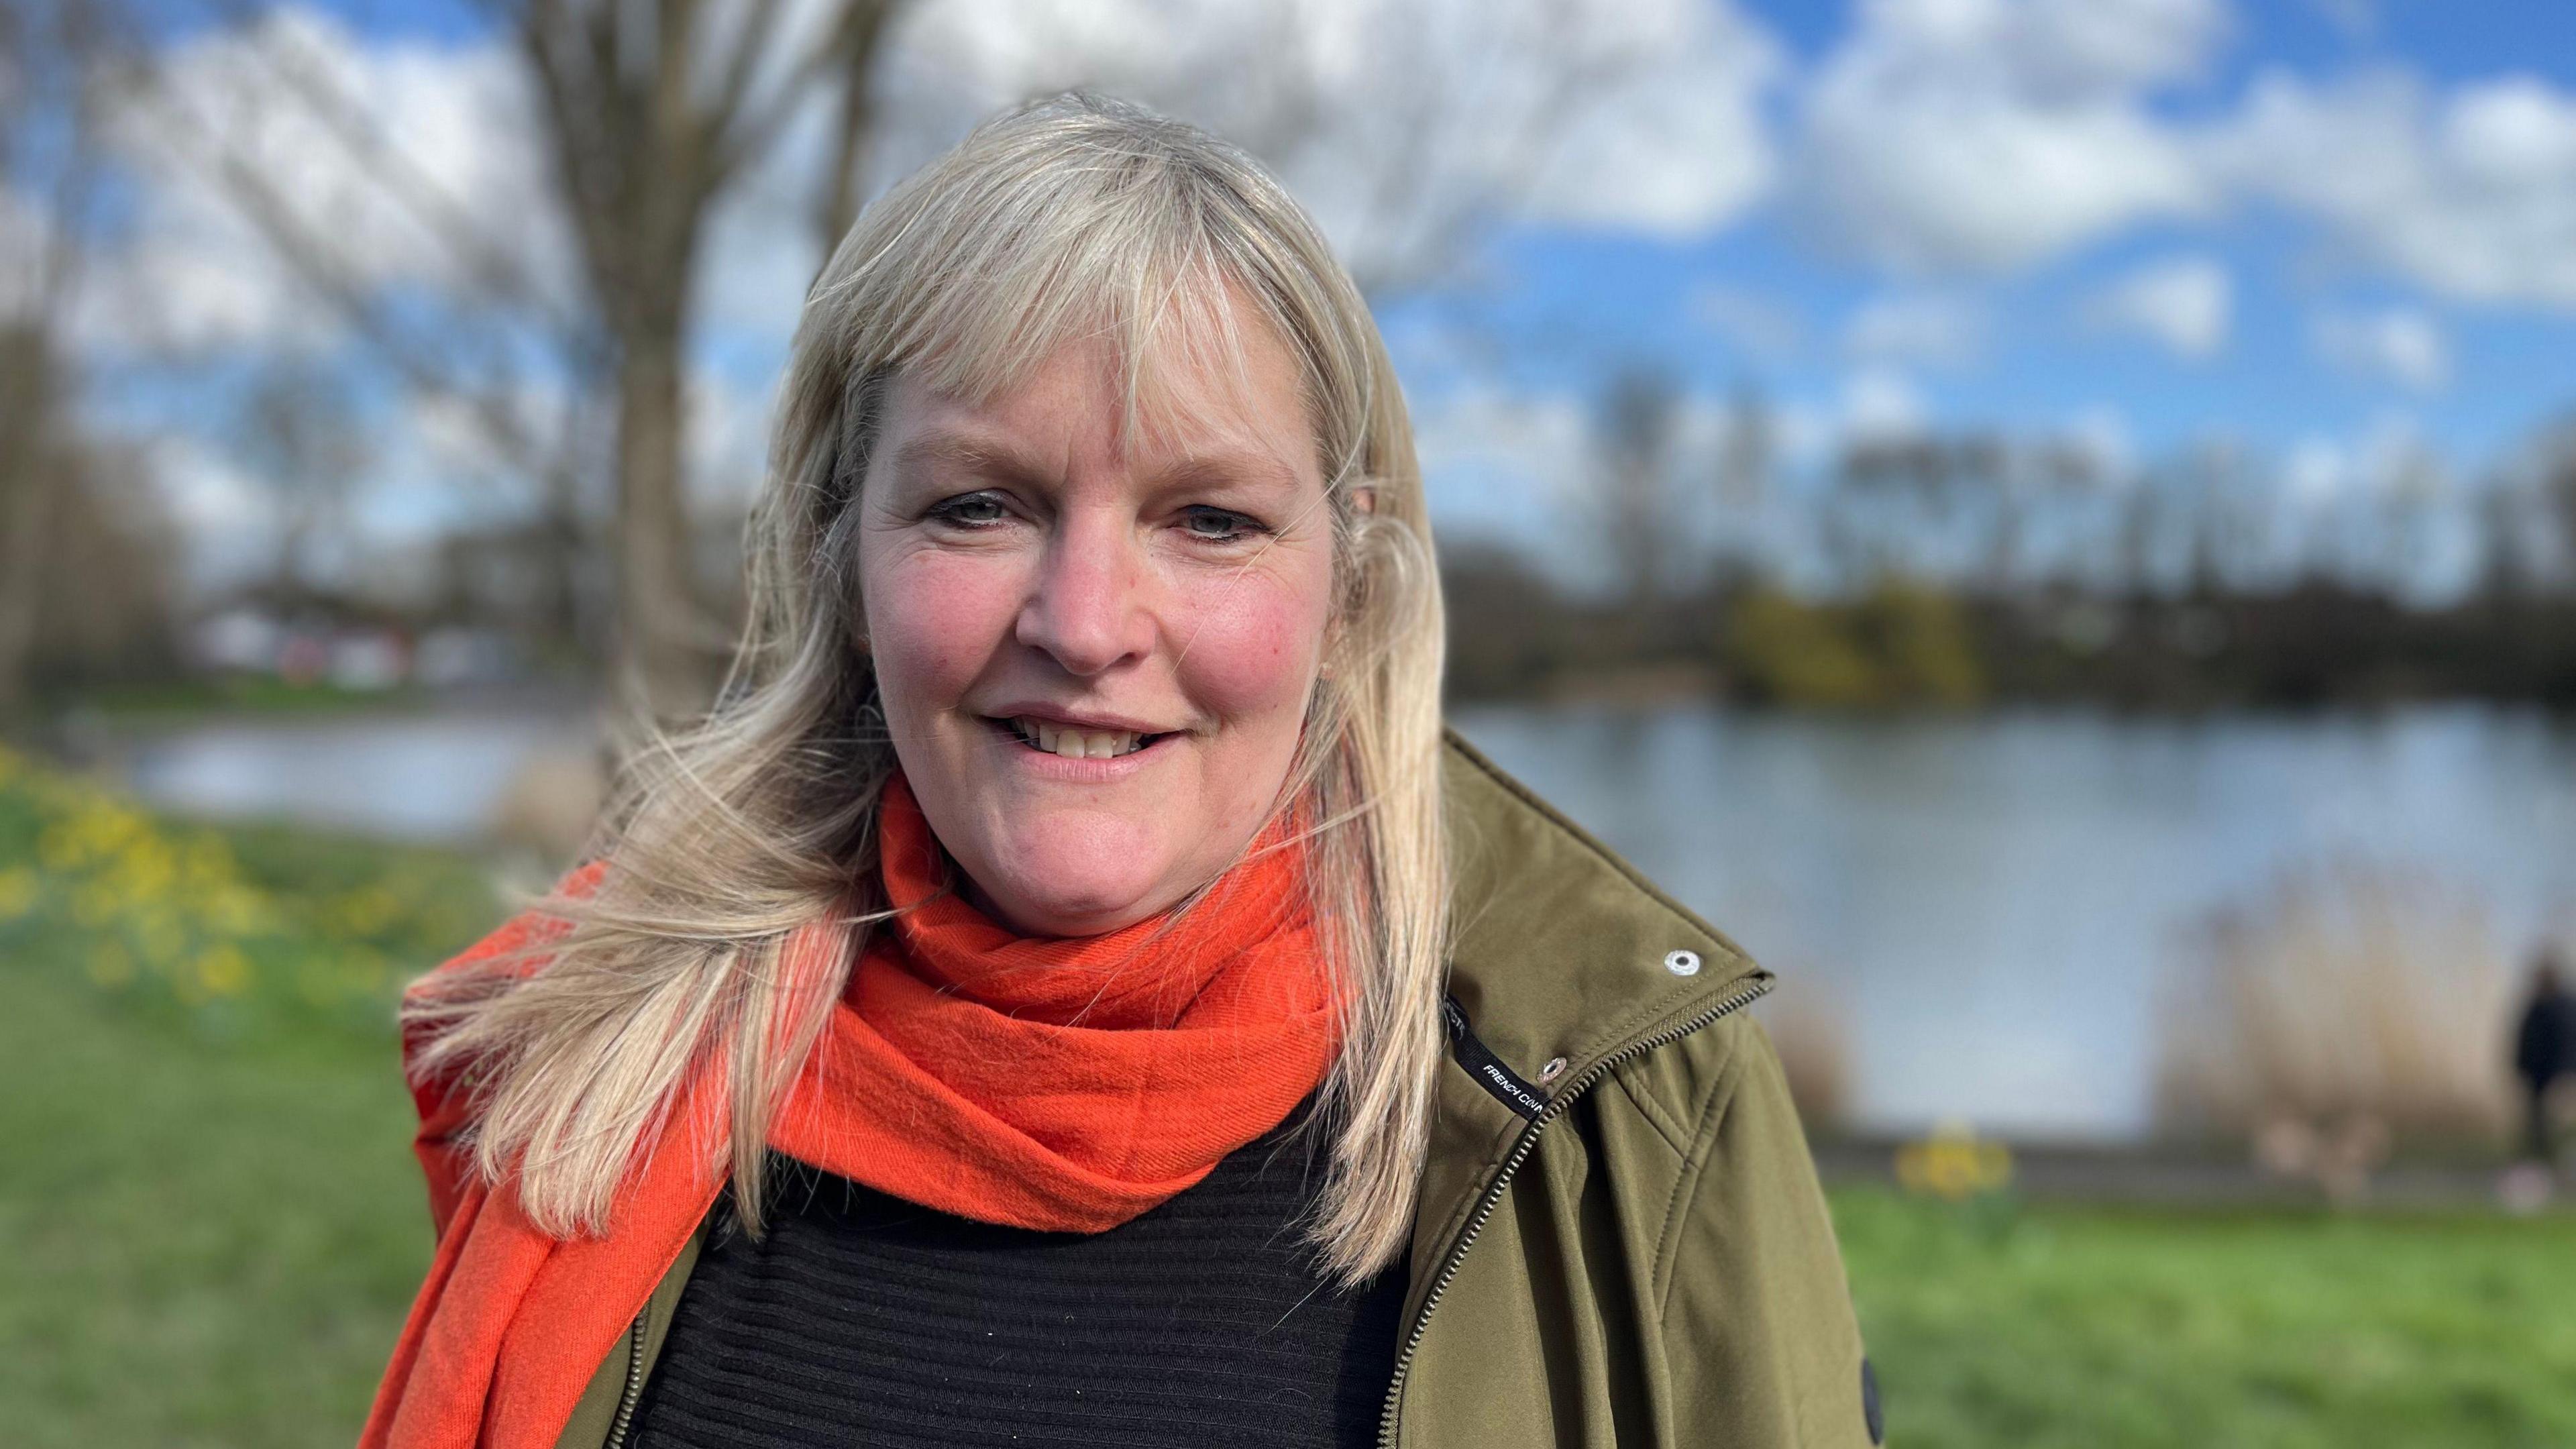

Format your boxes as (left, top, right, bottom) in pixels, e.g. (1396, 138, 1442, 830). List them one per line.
(612, 326, 707, 715)
(0, 333, 58, 716)
(519, 0, 902, 721)
(0, 1, 113, 716)
(539, 445, 594, 651)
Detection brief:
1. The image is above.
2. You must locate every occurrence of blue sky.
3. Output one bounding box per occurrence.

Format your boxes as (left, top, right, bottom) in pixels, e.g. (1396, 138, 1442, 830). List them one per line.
(1378, 0, 2576, 474)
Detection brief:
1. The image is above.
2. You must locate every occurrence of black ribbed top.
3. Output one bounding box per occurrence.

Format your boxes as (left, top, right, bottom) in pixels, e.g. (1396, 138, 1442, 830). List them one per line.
(625, 1093, 1409, 1448)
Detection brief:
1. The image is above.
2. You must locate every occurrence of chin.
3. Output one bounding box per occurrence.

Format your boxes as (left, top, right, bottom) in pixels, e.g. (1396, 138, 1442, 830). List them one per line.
(980, 822, 1179, 936)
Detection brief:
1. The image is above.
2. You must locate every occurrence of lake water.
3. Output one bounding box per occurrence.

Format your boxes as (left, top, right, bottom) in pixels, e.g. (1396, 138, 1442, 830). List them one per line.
(1454, 702, 2576, 1140)
(113, 708, 595, 845)
(107, 701, 2576, 1140)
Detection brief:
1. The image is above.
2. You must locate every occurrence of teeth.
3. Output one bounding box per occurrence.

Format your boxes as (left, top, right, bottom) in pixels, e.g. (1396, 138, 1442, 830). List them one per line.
(1014, 717, 1144, 759)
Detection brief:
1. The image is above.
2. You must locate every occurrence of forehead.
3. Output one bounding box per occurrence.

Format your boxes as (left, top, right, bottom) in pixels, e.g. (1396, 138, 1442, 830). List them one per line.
(886, 282, 1321, 480)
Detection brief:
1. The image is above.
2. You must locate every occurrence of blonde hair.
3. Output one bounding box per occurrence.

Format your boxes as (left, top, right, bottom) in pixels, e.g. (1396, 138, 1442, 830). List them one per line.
(405, 93, 1449, 1283)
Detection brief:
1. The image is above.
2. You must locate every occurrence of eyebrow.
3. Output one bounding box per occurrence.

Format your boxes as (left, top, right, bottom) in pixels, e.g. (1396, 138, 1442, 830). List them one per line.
(887, 429, 1305, 495)
(1150, 450, 1305, 494)
(885, 432, 1053, 486)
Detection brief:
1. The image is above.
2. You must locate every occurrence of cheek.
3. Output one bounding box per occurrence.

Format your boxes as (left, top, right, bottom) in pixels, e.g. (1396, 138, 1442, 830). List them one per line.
(864, 552, 1022, 714)
(1169, 556, 1334, 721)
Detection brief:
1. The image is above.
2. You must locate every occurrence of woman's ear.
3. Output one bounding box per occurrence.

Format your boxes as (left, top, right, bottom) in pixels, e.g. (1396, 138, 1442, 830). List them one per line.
(1348, 484, 1377, 516)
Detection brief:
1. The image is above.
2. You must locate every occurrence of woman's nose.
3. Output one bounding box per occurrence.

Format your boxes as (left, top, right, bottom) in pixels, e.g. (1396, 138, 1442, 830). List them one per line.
(1014, 512, 1155, 676)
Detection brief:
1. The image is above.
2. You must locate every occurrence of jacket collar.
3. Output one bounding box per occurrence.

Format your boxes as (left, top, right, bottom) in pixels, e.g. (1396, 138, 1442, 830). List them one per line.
(1438, 728, 1764, 1073)
(1404, 731, 1770, 1313)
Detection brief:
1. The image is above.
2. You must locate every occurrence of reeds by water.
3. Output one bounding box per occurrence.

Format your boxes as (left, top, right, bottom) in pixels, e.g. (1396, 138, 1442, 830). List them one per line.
(2154, 857, 2518, 1149)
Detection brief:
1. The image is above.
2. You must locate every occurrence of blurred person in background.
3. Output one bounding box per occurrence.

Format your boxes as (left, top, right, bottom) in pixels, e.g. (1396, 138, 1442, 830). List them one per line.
(2514, 947, 2574, 1169)
(359, 95, 1876, 1449)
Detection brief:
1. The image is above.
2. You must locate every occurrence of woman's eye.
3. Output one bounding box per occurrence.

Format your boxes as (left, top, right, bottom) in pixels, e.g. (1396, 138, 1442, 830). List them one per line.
(927, 492, 1011, 529)
(1179, 506, 1263, 543)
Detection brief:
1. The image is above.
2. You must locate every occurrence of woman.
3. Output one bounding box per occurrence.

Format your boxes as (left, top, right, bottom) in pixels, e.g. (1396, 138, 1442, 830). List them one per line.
(365, 94, 1875, 1449)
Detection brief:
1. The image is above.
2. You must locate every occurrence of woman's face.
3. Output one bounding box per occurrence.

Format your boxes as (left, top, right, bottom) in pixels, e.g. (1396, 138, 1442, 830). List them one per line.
(855, 316, 1336, 937)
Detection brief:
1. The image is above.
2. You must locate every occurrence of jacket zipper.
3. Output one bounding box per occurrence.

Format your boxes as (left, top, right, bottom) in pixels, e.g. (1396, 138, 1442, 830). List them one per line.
(604, 1310, 651, 1449)
(1374, 973, 1774, 1449)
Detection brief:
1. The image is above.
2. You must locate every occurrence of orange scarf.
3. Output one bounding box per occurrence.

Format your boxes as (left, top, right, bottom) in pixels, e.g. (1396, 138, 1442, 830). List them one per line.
(362, 774, 1338, 1448)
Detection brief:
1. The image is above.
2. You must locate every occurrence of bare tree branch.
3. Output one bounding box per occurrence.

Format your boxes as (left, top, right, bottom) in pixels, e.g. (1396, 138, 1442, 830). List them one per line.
(711, 0, 888, 184)
(808, 1, 900, 252)
(122, 60, 564, 479)
(194, 0, 594, 349)
(705, 0, 786, 142)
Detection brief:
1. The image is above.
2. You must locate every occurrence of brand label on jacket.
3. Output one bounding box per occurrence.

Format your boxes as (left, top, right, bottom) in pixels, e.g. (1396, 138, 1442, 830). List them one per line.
(1440, 995, 1549, 1121)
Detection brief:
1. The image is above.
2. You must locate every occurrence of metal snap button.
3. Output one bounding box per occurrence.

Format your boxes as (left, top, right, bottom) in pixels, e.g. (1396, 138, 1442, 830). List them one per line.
(1664, 949, 1701, 977)
(1539, 1056, 1568, 1083)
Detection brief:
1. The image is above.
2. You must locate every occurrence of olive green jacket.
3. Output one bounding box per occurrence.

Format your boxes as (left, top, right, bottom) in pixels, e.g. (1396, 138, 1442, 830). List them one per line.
(555, 732, 1879, 1448)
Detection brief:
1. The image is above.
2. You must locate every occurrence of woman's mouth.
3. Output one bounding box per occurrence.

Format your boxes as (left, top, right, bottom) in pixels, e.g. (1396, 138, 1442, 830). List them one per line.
(990, 715, 1173, 760)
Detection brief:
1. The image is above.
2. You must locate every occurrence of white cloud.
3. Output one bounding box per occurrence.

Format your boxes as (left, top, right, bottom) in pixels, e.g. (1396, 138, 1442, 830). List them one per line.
(2313, 306, 2449, 392)
(398, 379, 586, 484)
(1782, 6, 2576, 317)
(76, 8, 566, 356)
(1788, 0, 2223, 274)
(1411, 382, 1594, 518)
(1503, 0, 1783, 239)
(865, 0, 1784, 290)
(2285, 435, 2348, 502)
(154, 438, 269, 533)
(142, 437, 281, 590)
(1844, 291, 1988, 368)
(1841, 366, 1929, 439)
(2087, 254, 2231, 357)
(72, 229, 345, 355)
(2218, 69, 2576, 307)
(1408, 381, 1614, 586)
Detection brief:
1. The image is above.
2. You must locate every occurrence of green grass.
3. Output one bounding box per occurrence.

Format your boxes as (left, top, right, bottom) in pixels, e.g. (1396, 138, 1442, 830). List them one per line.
(0, 967, 435, 1447)
(1837, 1189, 2576, 1449)
(0, 744, 497, 1446)
(41, 673, 437, 722)
(5, 749, 2574, 1446)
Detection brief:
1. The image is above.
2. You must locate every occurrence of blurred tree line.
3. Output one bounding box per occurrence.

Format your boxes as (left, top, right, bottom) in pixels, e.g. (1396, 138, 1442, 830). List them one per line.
(1446, 367, 2576, 710)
